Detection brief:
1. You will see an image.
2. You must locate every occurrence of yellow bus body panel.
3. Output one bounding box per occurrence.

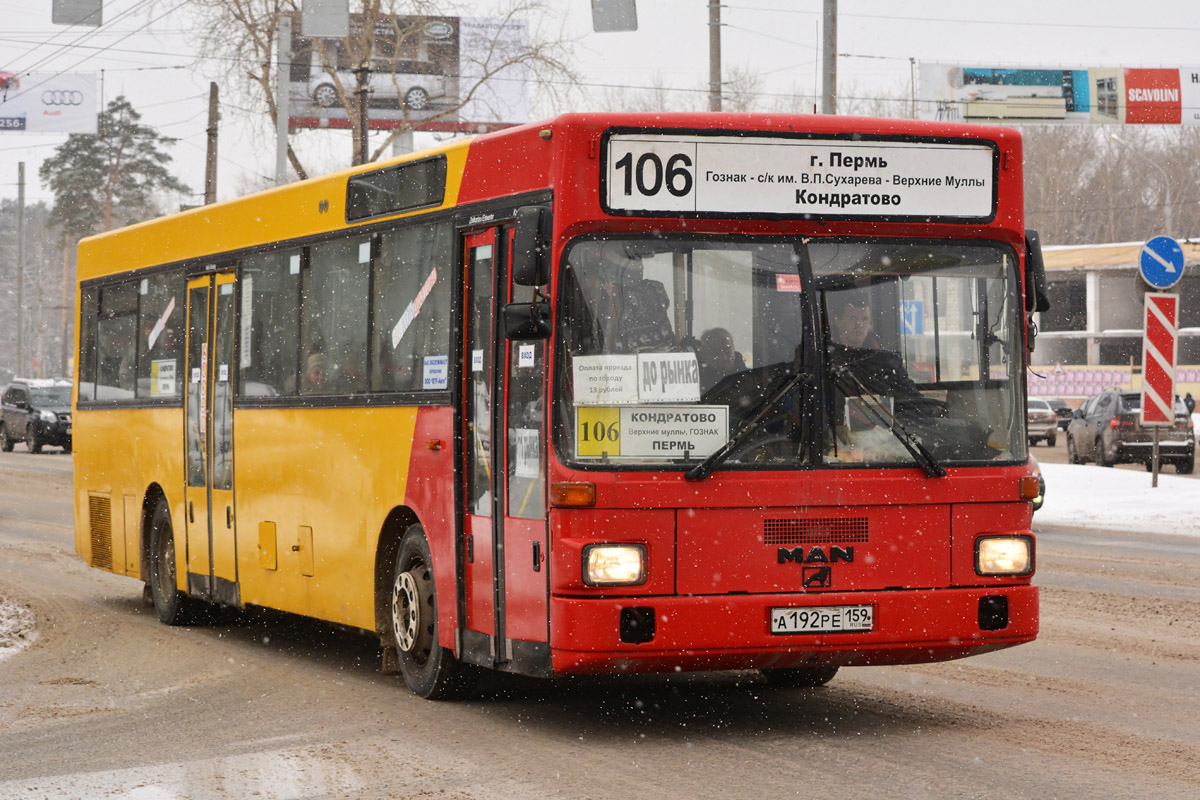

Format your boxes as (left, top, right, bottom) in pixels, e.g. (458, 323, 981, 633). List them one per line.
(232, 406, 419, 628)
(73, 407, 184, 578)
(75, 140, 471, 281)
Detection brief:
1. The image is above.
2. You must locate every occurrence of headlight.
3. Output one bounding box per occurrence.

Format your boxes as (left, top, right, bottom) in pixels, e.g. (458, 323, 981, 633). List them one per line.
(40, 410, 57, 422)
(582, 543, 646, 586)
(976, 536, 1034, 576)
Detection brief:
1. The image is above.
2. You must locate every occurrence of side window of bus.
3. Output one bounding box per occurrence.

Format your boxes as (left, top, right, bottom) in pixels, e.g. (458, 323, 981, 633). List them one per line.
(371, 222, 452, 392)
(238, 249, 302, 397)
(136, 271, 185, 399)
(96, 282, 139, 399)
(77, 286, 99, 402)
(301, 237, 372, 395)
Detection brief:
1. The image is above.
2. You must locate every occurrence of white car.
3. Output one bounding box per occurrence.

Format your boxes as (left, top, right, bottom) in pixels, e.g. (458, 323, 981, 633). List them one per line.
(307, 51, 449, 112)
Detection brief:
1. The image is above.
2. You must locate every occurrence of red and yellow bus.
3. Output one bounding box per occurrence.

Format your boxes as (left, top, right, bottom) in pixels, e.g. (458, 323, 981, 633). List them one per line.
(74, 112, 1045, 698)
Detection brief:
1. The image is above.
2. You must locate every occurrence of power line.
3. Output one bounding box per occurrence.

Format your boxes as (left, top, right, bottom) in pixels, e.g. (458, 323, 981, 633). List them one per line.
(731, 4, 1200, 33)
(9, 0, 159, 77)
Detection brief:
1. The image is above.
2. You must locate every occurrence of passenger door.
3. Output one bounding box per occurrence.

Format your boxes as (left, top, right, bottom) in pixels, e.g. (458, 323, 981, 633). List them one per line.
(460, 224, 550, 667)
(184, 270, 239, 605)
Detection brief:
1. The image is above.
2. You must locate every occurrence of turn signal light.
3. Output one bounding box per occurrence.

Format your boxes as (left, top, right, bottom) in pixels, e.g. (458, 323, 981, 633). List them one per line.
(550, 481, 596, 508)
(1019, 476, 1041, 500)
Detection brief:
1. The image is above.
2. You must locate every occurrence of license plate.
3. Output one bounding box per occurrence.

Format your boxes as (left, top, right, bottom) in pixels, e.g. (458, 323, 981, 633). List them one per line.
(770, 604, 873, 634)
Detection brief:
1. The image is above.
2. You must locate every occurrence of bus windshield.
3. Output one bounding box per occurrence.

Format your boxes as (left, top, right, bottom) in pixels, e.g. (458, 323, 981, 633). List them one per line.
(557, 237, 1023, 471)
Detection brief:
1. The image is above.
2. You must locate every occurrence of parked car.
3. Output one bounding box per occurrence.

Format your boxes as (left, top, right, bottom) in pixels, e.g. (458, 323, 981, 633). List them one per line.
(1044, 397, 1073, 430)
(1029, 453, 1044, 513)
(1066, 389, 1194, 473)
(0, 378, 73, 453)
(1027, 397, 1057, 446)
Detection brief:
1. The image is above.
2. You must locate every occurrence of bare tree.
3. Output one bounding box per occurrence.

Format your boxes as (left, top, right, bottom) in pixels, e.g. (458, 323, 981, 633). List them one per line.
(188, 0, 578, 173)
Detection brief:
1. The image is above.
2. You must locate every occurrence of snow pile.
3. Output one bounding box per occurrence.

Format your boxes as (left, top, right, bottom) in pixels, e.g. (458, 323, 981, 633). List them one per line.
(1037, 462, 1200, 538)
(0, 598, 37, 663)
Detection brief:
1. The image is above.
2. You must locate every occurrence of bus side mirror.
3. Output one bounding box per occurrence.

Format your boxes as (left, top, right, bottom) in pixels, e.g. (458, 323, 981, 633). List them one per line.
(503, 301, 551, 340)
(512, 205, 550, 286)
(1024, 230, 1051, 313)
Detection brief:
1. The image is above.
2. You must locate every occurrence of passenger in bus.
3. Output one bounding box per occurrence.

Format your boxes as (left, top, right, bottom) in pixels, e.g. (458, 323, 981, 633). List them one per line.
(303, 351, 328, 392)
(697, 327, 746, 393)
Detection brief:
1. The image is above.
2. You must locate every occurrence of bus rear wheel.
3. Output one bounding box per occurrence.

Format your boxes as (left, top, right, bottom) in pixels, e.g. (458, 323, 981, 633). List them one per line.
(391, 526, 475, 699)
(760, 665, 840, 689)
(148, 499, 201, 625)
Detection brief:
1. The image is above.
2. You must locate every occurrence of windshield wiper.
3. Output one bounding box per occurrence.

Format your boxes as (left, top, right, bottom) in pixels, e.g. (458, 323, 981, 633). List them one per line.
(685, 370, 809, 481)
(831, 363, 947, 478)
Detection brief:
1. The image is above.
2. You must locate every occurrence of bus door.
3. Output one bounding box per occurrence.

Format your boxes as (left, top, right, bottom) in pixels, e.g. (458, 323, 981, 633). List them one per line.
(461, 226, 549, 667)
(184, 270, 239, 606)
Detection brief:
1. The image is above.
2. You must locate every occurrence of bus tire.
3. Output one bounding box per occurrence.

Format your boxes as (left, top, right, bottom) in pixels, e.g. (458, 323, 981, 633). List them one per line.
(391, 526, 475, 699)
(760, 665, 840, 689)
(148, 499, 201, 625)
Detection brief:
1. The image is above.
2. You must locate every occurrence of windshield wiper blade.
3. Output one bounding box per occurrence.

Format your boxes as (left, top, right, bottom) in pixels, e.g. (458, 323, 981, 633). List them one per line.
(831, 365, 947, 478)
(685, 371, 808, 481)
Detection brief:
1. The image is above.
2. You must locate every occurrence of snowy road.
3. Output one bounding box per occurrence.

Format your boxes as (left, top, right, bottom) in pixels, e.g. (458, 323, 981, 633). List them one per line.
(0, 454, 1197, 799)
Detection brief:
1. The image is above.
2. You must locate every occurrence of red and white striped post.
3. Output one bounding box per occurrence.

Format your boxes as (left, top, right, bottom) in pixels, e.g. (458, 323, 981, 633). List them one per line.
(1141, 293, 1179, 486)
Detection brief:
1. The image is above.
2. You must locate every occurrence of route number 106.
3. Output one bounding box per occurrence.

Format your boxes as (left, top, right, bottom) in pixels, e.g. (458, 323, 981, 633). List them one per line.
(614, 152, 693, 198)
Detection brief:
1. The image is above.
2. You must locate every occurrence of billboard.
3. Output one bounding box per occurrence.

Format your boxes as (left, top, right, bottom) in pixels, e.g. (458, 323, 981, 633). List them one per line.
(289, 13, 529, 131)
(919, 64, 1200, 126)
(0, 72, 98, 133)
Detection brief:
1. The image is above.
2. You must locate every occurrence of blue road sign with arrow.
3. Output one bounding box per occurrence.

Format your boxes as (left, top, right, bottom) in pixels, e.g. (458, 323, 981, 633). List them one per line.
(900, 300, 924, 335)
(1139, 236, 1184, 290)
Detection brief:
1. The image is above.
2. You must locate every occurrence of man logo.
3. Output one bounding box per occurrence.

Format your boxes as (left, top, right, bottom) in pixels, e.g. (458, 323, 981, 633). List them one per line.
(42, 90, 84, 106)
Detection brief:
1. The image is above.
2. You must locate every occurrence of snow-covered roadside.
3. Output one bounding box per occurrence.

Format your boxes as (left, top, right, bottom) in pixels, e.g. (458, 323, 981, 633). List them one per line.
(0, 598, 37, 663)
(1037, 462, 1200, 538)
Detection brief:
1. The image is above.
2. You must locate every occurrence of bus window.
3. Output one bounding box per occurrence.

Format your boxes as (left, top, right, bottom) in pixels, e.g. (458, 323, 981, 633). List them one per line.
(813, 242, 1022, 465)
(77, 286, 99, 402)
(301, 237, 372, 395)
(371, 222, 452, 393)
(96, 282, 139, 399)
(137, 270, 185, 399)
(238, 249, 301, 397)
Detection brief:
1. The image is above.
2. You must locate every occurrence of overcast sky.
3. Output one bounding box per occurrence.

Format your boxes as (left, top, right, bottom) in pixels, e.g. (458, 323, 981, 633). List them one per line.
(3, 0, 1200, 207)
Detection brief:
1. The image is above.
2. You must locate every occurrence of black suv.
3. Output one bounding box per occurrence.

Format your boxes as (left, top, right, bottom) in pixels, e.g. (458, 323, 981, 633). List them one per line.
(0, 379, 73, 453)
(1066, 389, 1194, 473)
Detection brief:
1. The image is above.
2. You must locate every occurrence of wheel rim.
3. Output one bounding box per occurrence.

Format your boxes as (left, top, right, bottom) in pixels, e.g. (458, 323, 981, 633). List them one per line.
(392, 562, 433, 661)
(405, 88, 428, 110)
(314, 85, 336, 107)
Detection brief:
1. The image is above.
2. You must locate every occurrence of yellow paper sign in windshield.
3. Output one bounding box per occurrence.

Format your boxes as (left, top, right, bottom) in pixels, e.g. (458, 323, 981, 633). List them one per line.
(576, 407, 621, 457)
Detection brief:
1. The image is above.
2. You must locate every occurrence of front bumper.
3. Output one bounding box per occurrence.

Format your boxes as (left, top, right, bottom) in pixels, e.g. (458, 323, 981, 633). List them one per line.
(33, 420, 71, 446)
(549, 585, 1038, 675)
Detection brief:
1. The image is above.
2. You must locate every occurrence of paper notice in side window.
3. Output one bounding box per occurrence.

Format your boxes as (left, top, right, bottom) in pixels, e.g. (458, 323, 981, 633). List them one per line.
(573, 355, 638, 405)
(423, 355, 449, 390)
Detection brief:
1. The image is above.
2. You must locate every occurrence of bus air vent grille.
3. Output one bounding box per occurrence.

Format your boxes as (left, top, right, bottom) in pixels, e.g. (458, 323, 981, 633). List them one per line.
(763, 517, 869, 545)
(88, 494, 113, 570)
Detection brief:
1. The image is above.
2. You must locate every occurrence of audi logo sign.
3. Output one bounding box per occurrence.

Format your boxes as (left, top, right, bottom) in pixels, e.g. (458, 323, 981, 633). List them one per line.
(42, 90, 85, 106)
(0, 71, 97, 133)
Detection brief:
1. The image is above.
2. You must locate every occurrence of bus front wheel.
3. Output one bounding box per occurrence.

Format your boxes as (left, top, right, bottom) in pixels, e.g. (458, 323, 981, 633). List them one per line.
(760, 665, 840, 689)
(391, 526, 475, 699)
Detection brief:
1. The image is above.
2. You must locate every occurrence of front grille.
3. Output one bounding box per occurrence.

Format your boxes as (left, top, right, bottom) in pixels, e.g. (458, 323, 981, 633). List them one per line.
(88, 494, 113, 570)
(763, 517, 869, 546)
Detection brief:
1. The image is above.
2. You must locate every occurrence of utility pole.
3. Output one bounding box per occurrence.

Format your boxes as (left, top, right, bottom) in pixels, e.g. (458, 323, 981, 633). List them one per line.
(16, 162, 25, 377)
(205, 82, 219, 204)
(821, 0, 837, 115)
(354, 61, 371, 165)
(275, 13, 292, 185)
(708, 0, 722, 112)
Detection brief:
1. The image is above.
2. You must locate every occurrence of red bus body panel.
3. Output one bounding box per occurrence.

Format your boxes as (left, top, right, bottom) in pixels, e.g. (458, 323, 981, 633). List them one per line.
(437, 112, 1037, 676)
